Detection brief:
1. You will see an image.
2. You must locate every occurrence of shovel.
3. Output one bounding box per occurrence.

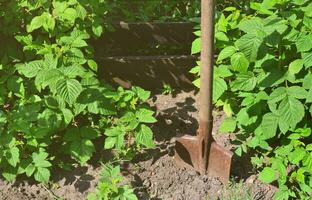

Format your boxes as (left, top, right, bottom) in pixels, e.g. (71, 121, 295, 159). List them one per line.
(174, 0, 233, 184)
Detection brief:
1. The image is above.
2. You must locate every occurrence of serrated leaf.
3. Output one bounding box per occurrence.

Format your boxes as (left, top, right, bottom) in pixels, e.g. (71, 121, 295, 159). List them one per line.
(17, 61, 43, 78)
(217, 46, 236, 62)
(235, 32, 264, 62)
(213, 77, 227, 102)
(268, 87, 287, 103)
(261, 112, 279, 139)
(2, 167, 17, 182)
(136, 108, 156, 123)
(303, 73, 312, 89)
(296, 34, 312, 52)
(92, 23, 103, 37)
(136, 125, 155, 148)
(34, 167, 50, 183)
(132, 86, 151, 101)
(215, 31, 229, 42)
(259, 167, 278, 183)
(6, 147, 20, 167)
(25, 164, 36, 177)
(62, 8, 77, 22)
(191, 38, 201, 54)
(287, 86, 308, 99)
(70, 139, 95, 165)
(105, 127, 124, 137)
(219, 118, 236, 133)
(56, 79, 82, 105)
(87, 60, 98, 72)
(104, 137, 117, 149)
(215, 65, 233, 78)
(289, 59, 304, 75)
(278, 96, 305, 130)
(76, 4, 87, 19)
(231, 52, 249, 72)
(35, 69, 63, 91)
(302, 52, 312, 68)
(289, 148, 306, 165)
(61, 108, 74, 125)
(27, 14, 45, 32)
(238, 18, 264, 33)
(231, 72, 257, 92)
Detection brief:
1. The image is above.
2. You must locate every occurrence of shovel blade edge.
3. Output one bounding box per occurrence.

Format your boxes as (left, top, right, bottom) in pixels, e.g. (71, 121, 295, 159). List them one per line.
(207, 142, 233, 184)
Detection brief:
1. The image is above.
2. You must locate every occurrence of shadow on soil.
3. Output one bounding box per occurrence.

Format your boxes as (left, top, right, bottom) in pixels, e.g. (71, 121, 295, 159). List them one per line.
(123, 92, 256, 199)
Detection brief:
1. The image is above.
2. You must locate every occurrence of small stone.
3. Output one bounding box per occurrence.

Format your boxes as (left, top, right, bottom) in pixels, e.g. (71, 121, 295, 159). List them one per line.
(143, 179, 151, 188)
(246, 175, 257, 184)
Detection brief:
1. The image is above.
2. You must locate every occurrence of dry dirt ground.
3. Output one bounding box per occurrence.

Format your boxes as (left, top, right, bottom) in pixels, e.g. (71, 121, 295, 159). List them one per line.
(0, 91, 276, 200)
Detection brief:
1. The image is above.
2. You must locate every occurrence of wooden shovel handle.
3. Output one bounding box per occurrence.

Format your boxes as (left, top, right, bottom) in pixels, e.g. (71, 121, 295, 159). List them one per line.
(199, 0, 215, 135)
(198, 0, 216, 174)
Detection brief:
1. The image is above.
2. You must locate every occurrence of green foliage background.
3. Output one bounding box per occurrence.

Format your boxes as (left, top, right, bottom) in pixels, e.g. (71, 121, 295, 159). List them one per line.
(0, 0, 157, 188)
(191, 0, 312, 199)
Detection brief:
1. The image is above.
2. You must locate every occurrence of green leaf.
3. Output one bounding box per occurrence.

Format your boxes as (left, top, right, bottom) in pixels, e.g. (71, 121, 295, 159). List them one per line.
(278, 96, 305, 130)
(259, 167, 278, 183)
(296, 34, 312, 52)
(61, 108, 74, 125)
(215, 31, 229, 42)
(238, 18, 264, 33)
(35, 69, 63, 91)
(268, 87, 287, 103)
(302, 52, 312, 68)
(56, 79, 82, 105)
(231, 72, 257, 91)
(213, 77, 227, 102)
(287, 86, 308, 99)
(288, 133, 301, 140)
(34, 167, 50, 183)
(273, 189, 290, 200)
(59, 30, 89, 48)
(135, 125, 155, 148)
(70, 139, 95, 165)
(219, 118, 236, 133)
(215, 65, 233, 78)
(92, 23, 103, 37)
(303, 73, 312, 89)
(217, 46, 236, 62)
(231, 52, 249, 72)
(191, 38, 201, 54)
(32, 151, 49, 166)
(136, 108, 157, 123)
(87, 60, 98, 72)
(17, 61, 43, 78)
(132, 86, 151, 101)
(2, 167, 17, 182)
(62, 8, 77, 22)
(25, 164, 35, 177)
(27, 14, 45, 32)
(261, 112, 279, 139)
(235, 32, 264, 62)
(6, 147, 20, 167)
(105, 127, 124, 137)
(289, 148, 306, 165)
(7, 76, 25, 97)
(104, 137, 117, 149)
(76, 4, 87, 19)
(289, 59, 304, 75)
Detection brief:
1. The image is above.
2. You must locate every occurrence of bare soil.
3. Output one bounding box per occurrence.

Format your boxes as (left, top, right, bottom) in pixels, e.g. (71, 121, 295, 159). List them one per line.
(0, 91, 276, 200)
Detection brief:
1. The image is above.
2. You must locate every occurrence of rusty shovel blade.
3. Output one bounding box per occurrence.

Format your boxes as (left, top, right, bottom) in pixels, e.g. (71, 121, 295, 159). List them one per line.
(174, 135, 233, 184)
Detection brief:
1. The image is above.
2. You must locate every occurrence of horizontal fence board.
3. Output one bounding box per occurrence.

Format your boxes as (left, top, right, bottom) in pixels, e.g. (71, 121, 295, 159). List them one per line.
(97, 55, 198, 90)
(93, 22, 196, 56)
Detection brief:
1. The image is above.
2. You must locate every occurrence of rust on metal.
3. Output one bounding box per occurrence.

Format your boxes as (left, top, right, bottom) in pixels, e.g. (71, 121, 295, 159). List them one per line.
(174, 0, 233, 184)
